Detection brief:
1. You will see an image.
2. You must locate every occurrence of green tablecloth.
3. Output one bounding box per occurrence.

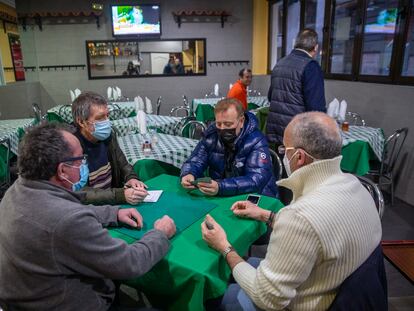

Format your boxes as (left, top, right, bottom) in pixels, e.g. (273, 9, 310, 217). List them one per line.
(108, 174, 284, 311)
(195, 102, 260, 122)
(118, 133, 198, 170)
(341, 140, 378, 175)
(114, 191, 218, 239)
(0, 118, 35, 181)
(112, 115, 181, 136)
(193, 96, 267, 123)
(254, 106, 269, 133)
(132, 159, 180, 182)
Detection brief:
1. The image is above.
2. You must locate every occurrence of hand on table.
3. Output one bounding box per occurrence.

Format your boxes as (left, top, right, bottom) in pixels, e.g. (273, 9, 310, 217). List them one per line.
(198, 180, 219, 196)
(181, 174, 195, 189)
(154, 215, 176, 239)
(231, 200, 270, 222)
(118, 208, 143, 229)
(126, 178, 148, 190)
(124, 187, 148, 205)
(201, 214, 230, 252)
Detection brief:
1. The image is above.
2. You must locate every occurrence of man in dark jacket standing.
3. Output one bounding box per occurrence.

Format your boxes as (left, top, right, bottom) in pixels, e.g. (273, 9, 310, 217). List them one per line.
(0, 123, 176, 310)
(266, 29, 326, 146)
(181, 98, 278, 198)
(71, 91, 147, 205)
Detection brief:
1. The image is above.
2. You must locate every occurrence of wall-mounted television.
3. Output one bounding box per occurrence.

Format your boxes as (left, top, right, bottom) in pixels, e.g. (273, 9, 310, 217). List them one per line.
(111, 4, 161, 38)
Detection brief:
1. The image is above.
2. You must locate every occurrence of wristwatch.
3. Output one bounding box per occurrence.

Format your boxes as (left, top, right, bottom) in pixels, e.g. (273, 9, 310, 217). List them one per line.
(221, 245, 235, 258)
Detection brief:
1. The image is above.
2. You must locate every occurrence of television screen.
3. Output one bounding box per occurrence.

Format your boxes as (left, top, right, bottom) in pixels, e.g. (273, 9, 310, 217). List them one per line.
(111, 5, 161, 37)
(364, 9, 397, 34)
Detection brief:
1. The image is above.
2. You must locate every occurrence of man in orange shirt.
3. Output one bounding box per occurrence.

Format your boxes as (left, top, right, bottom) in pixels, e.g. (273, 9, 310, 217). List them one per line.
(227, 68, 252, 110)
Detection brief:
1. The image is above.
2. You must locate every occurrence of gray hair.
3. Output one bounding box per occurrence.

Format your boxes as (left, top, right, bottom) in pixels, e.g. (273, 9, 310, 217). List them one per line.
(18, 122, 76, 180)
(294, 29, 318, 52)
(72, 91, 107, 127)
(290, 112, 342, 159)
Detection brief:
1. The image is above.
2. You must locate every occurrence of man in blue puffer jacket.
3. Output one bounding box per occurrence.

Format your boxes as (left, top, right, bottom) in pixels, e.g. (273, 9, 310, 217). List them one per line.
(181, 98, 278, 198)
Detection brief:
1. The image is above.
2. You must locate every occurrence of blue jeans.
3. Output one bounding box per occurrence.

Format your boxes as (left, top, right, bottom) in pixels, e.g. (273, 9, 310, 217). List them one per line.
(220, 257, 264, 311)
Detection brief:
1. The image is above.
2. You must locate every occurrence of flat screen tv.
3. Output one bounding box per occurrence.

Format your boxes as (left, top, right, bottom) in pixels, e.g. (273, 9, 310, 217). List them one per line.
(111, 4, 161, 37)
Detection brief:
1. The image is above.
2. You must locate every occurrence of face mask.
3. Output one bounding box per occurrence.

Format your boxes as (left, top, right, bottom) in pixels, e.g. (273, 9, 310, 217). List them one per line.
(283, 149, 319, 177)
(92, 119, 112, 141)
(283, 150, 298, 177)
(62, 163, 89, 192)
(218, 127, 238, 146)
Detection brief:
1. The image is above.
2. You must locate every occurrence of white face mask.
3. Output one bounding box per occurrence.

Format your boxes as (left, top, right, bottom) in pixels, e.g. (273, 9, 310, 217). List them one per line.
(283, 149, 319, 177)
(283, 150, 298, 177)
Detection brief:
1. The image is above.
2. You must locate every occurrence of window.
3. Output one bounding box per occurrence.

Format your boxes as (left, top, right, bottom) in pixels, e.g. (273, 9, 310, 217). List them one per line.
(328, 0, 359, 74)
(285, 0, 301, 55)
(360, 0, 399, 76)
(269, 0, 284, 70)
(401, 0, 414, 76)
(267, 0, 414, 85)
(304, 0, 326, 64)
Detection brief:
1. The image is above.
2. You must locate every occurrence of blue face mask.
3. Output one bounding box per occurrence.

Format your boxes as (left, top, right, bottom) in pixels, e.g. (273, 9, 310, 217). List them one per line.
(92, 119, 112, 141)
(62, 162, 89, 192)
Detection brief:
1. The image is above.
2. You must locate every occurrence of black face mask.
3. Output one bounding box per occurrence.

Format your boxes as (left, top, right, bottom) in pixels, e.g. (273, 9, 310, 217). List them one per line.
(218, 128, 238, 146)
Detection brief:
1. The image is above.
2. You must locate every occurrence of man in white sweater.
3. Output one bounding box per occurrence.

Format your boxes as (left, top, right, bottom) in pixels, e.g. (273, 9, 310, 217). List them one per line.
(202, 112, 382, 310)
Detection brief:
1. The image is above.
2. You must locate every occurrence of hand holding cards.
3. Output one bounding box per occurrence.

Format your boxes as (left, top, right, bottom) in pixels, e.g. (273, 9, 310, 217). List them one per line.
(190, 177, 212, 187)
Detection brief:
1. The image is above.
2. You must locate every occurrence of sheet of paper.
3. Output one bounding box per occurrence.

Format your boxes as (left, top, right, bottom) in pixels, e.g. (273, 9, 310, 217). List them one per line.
(144, 190, 163, 203)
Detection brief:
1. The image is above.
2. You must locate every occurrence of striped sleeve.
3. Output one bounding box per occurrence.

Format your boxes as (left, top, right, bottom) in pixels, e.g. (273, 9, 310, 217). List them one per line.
(232, 208, 321, 310)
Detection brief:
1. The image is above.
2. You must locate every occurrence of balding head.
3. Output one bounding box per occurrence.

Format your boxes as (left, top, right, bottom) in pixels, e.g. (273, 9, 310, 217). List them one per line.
(285, 112, 342, 160)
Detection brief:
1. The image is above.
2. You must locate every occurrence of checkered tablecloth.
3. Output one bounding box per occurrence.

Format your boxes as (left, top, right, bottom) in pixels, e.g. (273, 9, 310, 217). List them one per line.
(192, 96, 269, 110)
(341, 126, 385, 160)
(112, 115, 181, 136)
(117, 133, 198, 169)
(47, 102, 137, 123)
(0, 118, 35, 155)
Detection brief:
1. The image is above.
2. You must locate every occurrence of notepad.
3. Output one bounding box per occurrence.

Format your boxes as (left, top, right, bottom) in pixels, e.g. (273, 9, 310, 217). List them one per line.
(143, 190, 163, 202)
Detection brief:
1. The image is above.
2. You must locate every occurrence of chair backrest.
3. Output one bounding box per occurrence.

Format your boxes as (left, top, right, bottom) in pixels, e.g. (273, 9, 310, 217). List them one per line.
(32, 103, 43, 122)
(58, 104, 72, 121)
(381, 127, 408, 176)
(170, 106, 189, 117)
(346, 111, 366, 126)
(180, 120, 206, 139)
(156, 96, 162, 115)
(355, 175, 385, 218)
(328, 245, 387, 311)
(182, 95, 189, 107)
(268, 149, 283, 181)
(173, 116, 196, 135)
(108, 103, 126, 120)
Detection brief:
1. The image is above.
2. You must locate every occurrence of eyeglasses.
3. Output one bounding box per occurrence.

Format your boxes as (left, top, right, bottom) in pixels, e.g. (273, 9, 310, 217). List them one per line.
(61, 154, 88, 165)
(277, 145, 296, 155)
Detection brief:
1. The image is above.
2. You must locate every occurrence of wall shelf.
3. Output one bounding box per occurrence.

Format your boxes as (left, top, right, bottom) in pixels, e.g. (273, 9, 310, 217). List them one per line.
(208, 60, 249, 66)
(18, 11, 103, 31)
(0, 11, 18, 33)
(172, 10, 231, 28)
(38, 64, 85, 71)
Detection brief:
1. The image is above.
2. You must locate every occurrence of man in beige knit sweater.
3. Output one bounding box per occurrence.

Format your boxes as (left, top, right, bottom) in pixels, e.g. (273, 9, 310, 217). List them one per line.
(202, 112, 382, 310)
